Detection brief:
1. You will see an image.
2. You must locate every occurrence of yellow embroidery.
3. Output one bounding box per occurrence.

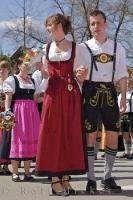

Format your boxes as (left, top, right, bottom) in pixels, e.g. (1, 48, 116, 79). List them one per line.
(89, 84, 115, 107)
(90, 92, 99, 106)
(85, 120, 91, 131)
(116, 121, 120, 129)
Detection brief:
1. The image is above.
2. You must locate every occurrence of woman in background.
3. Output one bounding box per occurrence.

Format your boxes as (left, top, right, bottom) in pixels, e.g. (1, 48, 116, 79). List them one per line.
(3, 59, 40, 182)
(0, 60, 11, 175)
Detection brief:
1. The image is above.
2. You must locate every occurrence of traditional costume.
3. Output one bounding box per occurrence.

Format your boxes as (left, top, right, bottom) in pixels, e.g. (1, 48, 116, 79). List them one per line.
(0, 83, 11, 165)
(35, 42, 88, 176)
(3, 75, 40, 160)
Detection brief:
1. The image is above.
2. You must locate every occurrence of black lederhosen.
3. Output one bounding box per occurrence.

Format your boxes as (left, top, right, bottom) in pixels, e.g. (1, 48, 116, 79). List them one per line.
(120, 112, 133, 133)
(82, 81, 120, 133)
(82, 41, 120, 133)
(120, 92, 133, 133)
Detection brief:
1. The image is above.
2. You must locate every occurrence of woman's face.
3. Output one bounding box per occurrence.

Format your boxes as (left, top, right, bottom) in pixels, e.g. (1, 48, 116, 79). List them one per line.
(19, 63, 31, 74)
(46, 23, 62, 38)
(0, 67, 9, 79)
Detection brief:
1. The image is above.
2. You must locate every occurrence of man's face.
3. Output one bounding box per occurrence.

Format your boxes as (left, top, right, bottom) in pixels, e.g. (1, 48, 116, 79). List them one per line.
(89, 14, 107, 38)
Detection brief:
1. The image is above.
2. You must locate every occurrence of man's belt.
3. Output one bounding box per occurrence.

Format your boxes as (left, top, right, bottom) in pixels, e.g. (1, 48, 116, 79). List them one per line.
(94, 53, 114, 63)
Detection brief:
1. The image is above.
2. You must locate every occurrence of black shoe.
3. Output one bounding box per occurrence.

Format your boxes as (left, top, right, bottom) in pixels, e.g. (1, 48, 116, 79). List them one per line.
(62, 177, 75, 195)
(23, 174, 35, 182)
(119, 153, 129, 159)
(101, 153, 105, 158)
(101, 177, 122, 193)
(51, 181, 69, 196)
(67, 188, 76, 195)
(127, 154, 133, 159)
(95, 155, 98, 160)
(12, 174, 21, 182)
(3, 167, 12, 175)
(86, 180, 97, 195)
(31, 169, 35, 175)
(0, 171, 4, 175)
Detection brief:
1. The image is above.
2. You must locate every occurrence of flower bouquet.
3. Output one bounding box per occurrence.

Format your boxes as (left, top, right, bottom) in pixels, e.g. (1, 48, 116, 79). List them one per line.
(0, 92, 5, 102)
(0, 110, 16, 131)
(23, 48, 38, 62)
(0, 92, 5, 112)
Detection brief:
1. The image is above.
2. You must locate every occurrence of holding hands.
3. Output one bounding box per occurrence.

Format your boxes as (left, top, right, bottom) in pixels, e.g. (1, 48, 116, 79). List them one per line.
(75, 66, 88, 82)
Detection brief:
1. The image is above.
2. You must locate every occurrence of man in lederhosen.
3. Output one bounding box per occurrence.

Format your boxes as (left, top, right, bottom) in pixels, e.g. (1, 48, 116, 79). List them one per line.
(80, 10, 128, 194)
(118, 79, 133, 159)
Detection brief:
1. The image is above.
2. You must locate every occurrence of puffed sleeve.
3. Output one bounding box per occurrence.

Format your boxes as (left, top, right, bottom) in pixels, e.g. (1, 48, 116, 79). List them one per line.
(74, 44, 91, 71)
(42, 44, 48, 69)
(37, 78, 49, 93)
(32, 70, 42, 86)
(3, 76, 15, 93)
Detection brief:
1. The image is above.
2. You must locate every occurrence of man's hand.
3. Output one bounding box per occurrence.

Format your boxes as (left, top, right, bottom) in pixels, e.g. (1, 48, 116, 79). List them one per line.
(75, 66, 88, 82)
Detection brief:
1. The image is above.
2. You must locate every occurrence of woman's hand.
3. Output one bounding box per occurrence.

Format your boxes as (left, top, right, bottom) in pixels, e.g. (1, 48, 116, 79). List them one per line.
(35, 62, 49, 79)
(34, 93, 44, 103)
(35, 62, 43, 71)
(41, 68, 49, 79)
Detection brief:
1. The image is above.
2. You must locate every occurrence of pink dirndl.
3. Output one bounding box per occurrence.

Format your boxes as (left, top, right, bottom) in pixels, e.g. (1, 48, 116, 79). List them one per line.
(10, 100, 40, 159)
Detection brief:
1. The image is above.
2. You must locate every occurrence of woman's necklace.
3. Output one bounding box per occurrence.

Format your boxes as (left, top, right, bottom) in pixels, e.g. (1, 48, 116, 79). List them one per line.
(55, 37, 65, 46)
(18, 75, 31, 83)
(54, 38, 65, 54)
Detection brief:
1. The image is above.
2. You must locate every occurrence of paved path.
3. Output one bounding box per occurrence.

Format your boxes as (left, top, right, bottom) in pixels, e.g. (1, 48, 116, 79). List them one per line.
(0, 152, 133, 200)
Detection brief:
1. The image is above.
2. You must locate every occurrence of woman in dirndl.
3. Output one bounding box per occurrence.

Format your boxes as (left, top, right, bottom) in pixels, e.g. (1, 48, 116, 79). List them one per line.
(0, 60, 12, 175)
(35, 13, 88, 196)
(3, 59, 40, 182)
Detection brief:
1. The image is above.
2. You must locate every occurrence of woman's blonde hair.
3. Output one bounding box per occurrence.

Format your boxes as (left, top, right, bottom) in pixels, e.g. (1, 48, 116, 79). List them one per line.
(45, 13, 72, 34)
(0, 60, 11, 71)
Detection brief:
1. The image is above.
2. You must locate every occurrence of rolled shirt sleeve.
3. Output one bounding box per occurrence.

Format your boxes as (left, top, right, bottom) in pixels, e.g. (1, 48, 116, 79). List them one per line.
(114, 43, 128, 82)
(74, 44, 91, 75)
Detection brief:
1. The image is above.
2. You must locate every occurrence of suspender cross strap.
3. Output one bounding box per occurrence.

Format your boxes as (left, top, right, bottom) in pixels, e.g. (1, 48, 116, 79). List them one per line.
(129, 92, 133, 113)
(84, 42, 98, 81)
(84, 40, 117, 82)
(112, 39, 117, 82)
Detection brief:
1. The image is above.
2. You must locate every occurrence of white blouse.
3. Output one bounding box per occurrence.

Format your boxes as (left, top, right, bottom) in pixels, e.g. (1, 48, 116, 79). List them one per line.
(3, 75, 39, 94)
(32, 70, 43, 86)
(35, 43, 89, 93)
(32, 70, 48, 93)
(42, 42, 89, 70)
(81, 38, 128, 82)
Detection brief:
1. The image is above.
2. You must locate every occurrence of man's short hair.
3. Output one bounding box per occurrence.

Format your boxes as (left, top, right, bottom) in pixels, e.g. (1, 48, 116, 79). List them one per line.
(89, 10, 106, 22)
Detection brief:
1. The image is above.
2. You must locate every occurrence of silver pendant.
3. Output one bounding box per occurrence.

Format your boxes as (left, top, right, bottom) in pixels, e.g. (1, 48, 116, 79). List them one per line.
(68, 84, 73, 91)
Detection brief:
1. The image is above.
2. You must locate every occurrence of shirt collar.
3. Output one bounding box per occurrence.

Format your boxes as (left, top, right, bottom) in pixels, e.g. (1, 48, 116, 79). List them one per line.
(92, 37, 110, 46)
